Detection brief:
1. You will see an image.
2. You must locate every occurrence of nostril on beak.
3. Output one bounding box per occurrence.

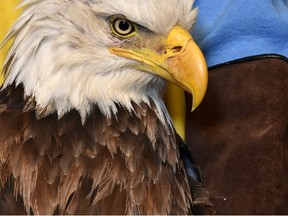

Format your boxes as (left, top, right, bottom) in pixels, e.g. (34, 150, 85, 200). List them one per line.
(171, 46, 183, 53)
(164, 46, 184, 56)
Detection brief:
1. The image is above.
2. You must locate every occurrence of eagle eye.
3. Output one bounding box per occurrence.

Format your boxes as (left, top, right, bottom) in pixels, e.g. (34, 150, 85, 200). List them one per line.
(110, 17, 137, 38)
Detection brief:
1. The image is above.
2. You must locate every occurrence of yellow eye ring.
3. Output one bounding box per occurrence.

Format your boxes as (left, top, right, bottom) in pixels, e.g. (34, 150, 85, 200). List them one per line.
(110, 18, 137, 38)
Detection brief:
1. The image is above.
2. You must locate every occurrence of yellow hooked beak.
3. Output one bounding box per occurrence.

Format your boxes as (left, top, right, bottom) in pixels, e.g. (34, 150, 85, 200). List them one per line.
(109, 26, 208, 111)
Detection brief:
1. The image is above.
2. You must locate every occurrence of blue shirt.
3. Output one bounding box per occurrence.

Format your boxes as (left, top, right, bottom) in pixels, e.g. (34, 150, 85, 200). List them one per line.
(191, 0, 288, 67)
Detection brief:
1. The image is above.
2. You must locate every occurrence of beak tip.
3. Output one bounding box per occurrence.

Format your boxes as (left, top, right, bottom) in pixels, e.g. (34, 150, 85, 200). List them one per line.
(191, 92, 206, 112)
(191, 104, 198, 112)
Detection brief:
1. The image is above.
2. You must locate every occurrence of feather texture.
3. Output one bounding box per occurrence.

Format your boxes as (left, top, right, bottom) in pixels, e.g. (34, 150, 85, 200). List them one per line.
(0, 84, 194, 214)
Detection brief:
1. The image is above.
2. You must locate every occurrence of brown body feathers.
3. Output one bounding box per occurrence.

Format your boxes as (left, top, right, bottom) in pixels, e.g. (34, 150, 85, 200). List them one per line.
(0, 84, 212, 214)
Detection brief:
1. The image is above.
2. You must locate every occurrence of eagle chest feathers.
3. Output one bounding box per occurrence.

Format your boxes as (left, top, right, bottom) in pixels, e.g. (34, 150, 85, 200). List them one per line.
(0, 84, 191, 215)
(0, 0, 211, 214)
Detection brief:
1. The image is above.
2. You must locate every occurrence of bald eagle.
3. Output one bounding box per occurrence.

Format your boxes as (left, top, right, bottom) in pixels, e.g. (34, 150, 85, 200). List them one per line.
(0, 0, 211, 214)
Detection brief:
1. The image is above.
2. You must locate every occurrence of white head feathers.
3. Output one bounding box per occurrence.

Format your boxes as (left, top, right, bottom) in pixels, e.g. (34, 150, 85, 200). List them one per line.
(2, 0, 197, 121)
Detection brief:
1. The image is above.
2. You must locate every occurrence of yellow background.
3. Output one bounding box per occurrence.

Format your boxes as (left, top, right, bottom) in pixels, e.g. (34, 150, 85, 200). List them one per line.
(0, 0, 21, 84)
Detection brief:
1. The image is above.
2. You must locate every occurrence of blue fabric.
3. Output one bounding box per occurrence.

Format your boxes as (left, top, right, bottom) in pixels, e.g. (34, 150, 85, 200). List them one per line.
(191, 0, 288, 67)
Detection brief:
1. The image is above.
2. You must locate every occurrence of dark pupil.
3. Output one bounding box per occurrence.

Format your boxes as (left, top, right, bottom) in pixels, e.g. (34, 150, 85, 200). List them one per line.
(119, 20, 130, 31)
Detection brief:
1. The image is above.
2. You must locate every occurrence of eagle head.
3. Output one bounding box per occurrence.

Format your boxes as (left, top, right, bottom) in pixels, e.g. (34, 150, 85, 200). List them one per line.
(2, 0, 207, 121)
